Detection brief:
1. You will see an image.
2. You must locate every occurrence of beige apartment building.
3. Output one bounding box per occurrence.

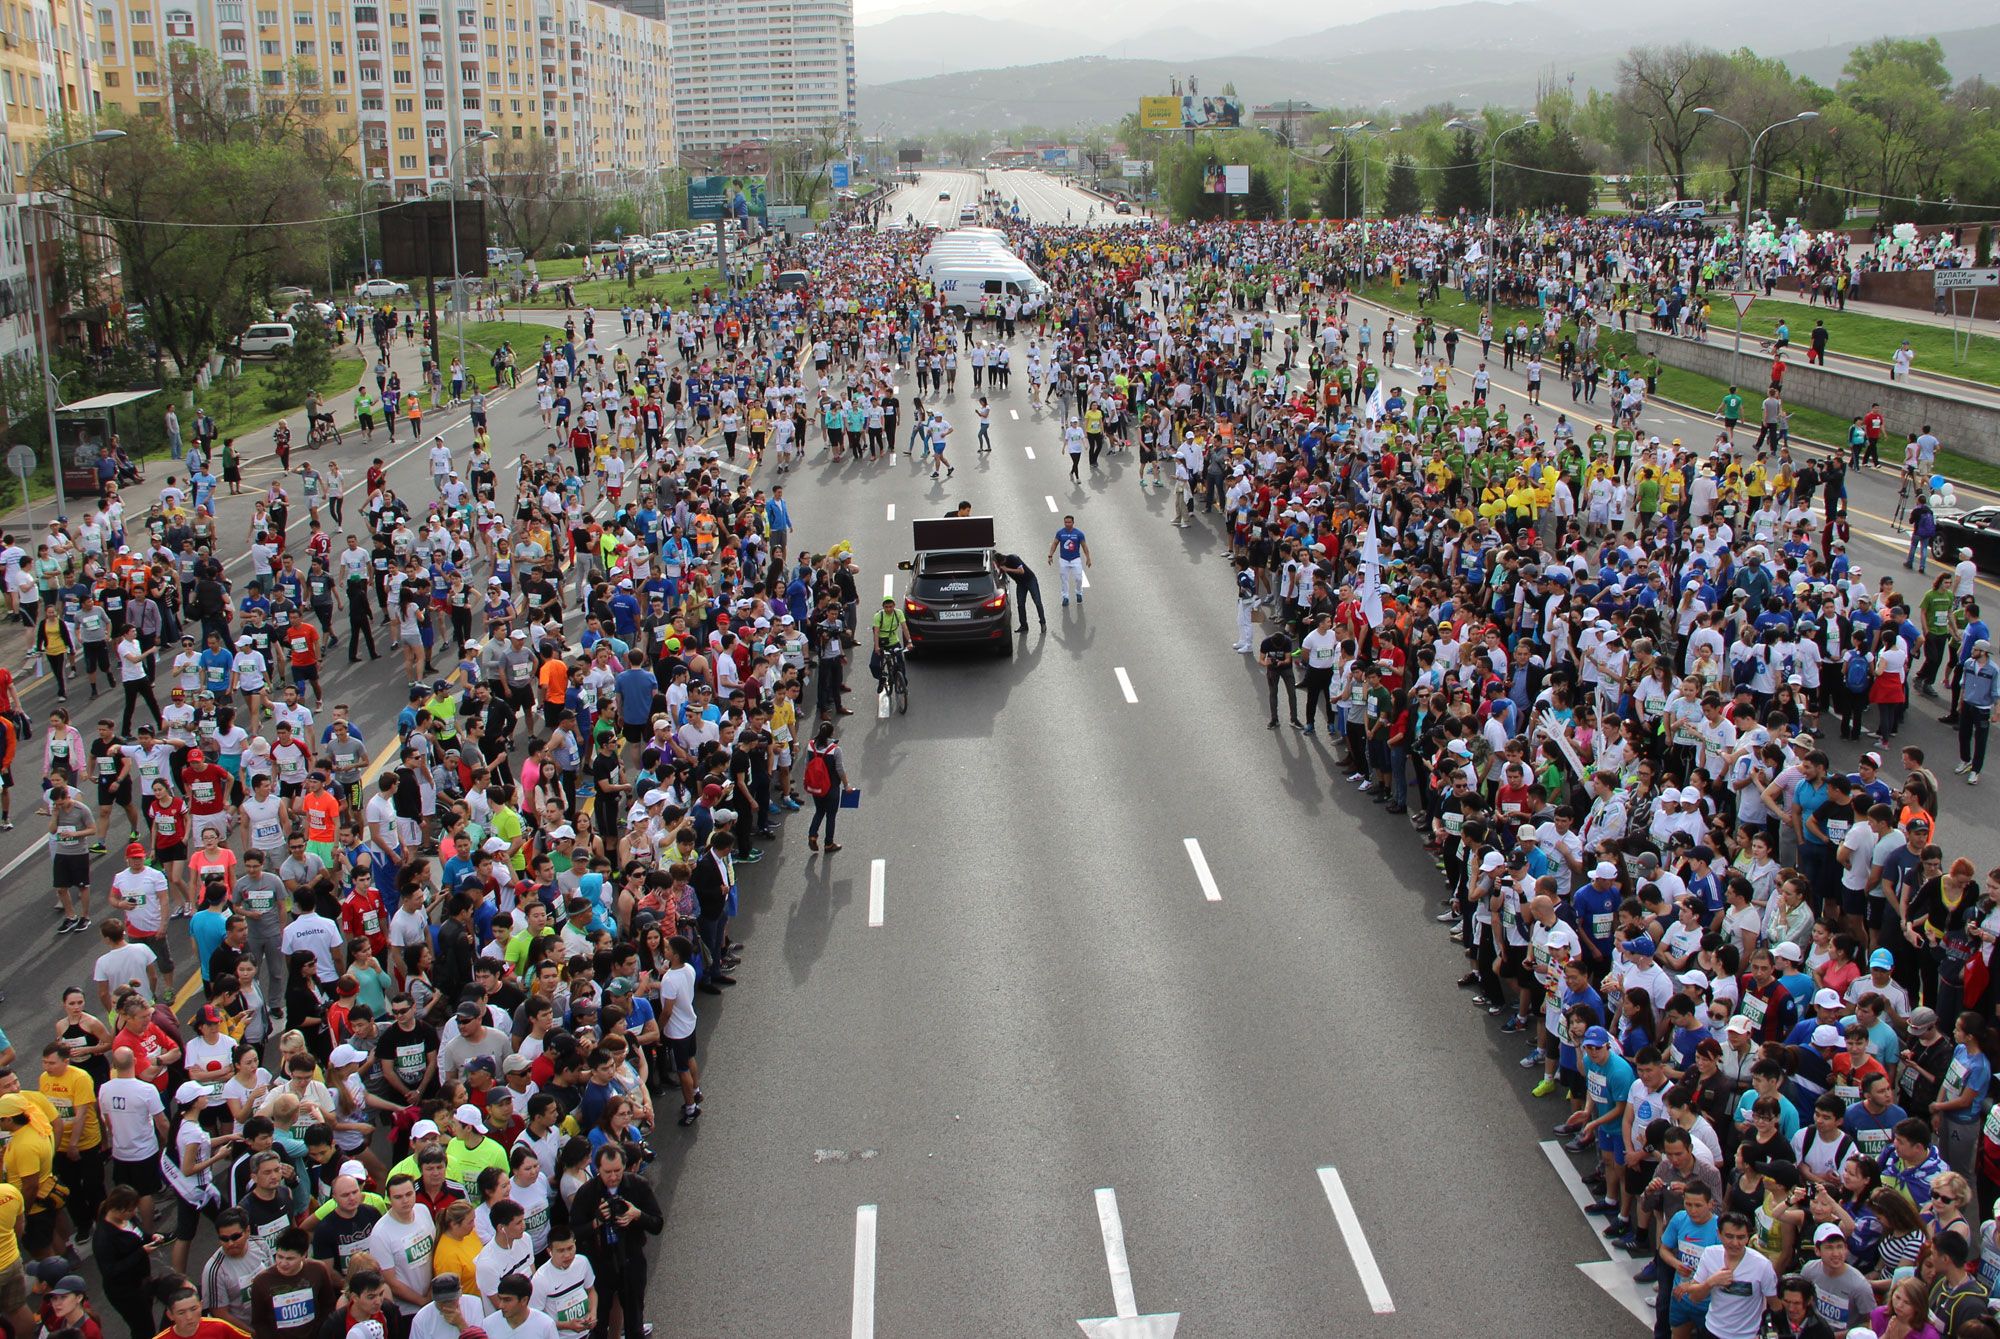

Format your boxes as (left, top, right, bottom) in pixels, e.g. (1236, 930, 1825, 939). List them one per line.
(91, 0, 673, 198)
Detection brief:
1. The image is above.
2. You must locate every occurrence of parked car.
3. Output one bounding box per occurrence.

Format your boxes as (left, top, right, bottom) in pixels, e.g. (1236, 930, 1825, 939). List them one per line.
(236, 321, 297, 356)
(589, 240, 621, 254)
(284, 300, 335, 323)
(1933, 507, 2000, 574)
(353, 278, 410, 299)
(485, 246, 524, 266)
(271, 285, 315, 302)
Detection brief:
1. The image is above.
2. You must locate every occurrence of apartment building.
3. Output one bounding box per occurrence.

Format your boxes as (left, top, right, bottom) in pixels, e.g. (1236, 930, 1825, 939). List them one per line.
(0, 0, 99, 364)
(665, 0, 853, 157)
(92, 0, 673, 199)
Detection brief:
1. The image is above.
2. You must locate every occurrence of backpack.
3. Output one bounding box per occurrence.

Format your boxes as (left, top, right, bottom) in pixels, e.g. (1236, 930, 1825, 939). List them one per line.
(803, 745, 833, 798)
(1732, 650, 1760, 690)
(1844, 651, 1871, 695)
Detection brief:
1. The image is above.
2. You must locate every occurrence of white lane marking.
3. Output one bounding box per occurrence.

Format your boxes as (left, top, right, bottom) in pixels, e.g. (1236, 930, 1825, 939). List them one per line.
(1093, 1188, 1139, 1320)
(0, 838, 42, 882)
(882, 573, 894, 600)
(1184, 838, 1222, 903)
(1317, 1166, 1395, 1315)
(885, 503, 895, 522)
(851, 1204, 878, 1339)
(1114, 667, 1138, 703)
(868, 859, 886, 928)
(1539, 1141, 1618, 1259)
(1024, 446, 1036, 460)
(1045, 495, 1058, 512)
(1009, 408, 1019, 420)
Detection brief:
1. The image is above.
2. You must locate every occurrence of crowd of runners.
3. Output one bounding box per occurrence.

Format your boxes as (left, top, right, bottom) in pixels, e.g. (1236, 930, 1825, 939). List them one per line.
(0, 189, 1993, 1339)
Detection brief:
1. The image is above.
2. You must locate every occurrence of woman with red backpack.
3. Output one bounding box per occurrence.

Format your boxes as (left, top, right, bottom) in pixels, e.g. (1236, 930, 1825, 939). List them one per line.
(803, 719, 849, 853)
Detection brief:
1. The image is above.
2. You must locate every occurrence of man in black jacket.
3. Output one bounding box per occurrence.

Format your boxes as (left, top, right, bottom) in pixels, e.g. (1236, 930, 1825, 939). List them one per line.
(687, 832, 738, 995)
(568, 1145, 662, 1339)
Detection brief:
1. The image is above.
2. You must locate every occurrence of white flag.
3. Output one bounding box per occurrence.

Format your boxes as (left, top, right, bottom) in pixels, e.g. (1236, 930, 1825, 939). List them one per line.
(1464, 240, 1483, 265)
(1360, 514, 1384, 629)
(1365, 382, 1386, 423)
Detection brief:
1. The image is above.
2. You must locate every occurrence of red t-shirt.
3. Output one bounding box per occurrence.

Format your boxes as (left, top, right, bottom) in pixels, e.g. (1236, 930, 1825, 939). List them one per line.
(286, 623, 320, 668)
(340, 888, 389, 952)
(182, 763, 230, 815)
(113, 1022, 176, 1090)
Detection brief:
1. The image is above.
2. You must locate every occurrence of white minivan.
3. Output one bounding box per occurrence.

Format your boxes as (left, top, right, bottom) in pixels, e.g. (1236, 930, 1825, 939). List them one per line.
(1652, 199, 1707, 221)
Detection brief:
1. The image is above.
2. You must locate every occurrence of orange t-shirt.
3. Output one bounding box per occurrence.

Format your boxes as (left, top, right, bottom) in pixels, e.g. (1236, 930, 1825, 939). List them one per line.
(300, 790, 341, 844)
(539, 658, 569, 707)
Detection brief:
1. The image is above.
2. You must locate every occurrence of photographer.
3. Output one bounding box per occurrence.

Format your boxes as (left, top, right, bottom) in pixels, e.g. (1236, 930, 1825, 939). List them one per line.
(565, 1146, 661, 1339)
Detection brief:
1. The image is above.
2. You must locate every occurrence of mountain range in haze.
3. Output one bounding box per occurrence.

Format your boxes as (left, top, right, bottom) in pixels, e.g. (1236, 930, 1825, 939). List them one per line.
(854, 0, 2000, 133)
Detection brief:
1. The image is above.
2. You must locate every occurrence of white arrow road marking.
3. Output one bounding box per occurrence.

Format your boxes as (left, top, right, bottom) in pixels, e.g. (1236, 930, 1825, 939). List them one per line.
(1183, 839, 1222, 903)
(1316, 1166, 1394, 1314)
(1079, 569, 1090, 589)
(882, 573, 894, 600)
(1046, 495, 1059, 512)
(851, 1204, 878, 1339)
(1077, 1188, 1179, 1339)
(1539, 1141, 1653, 1329)
(1114, 667, 1138, 703)
(1010, 408, 1019, 420)
(885, 503, 895, 521)
(1025, 446, 1036, 459)
(868, 859, 885, 928)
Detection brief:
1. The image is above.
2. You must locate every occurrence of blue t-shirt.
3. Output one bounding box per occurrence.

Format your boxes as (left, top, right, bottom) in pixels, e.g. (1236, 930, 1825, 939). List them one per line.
(1843, 1099, 1908, 1161)
(1583, 1051, 1635, 1118)
(1660, 1211, 1721, 1295)
(1941, 1043, 1993, 1125)
(613, 668, 658, 725)
(190, 908, 231, 982)
(1053, 527, 1085, 562)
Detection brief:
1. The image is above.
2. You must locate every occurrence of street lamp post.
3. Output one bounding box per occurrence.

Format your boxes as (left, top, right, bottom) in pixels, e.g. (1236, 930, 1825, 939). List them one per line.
(1692, 107, 1819, 385)
(447, 129, 499, 375)
(1333, 121, 1400, 287)
(1448, 114, 1538, 326)
(25, 129, 125, 519)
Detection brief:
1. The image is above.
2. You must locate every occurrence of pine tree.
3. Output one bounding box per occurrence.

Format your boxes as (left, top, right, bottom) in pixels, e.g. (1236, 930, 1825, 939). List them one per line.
(1434, 129, 1484, 218)
(1383, 154, 1423, 217)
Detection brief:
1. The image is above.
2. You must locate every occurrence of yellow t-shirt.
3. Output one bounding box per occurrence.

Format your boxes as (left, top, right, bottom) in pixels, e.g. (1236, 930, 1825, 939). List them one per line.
(0, 1183, 21, 1270)
(4, 1125, 53, 1205)
(433, 1227, 481, 1285)
(37, 1068, 100, 1151)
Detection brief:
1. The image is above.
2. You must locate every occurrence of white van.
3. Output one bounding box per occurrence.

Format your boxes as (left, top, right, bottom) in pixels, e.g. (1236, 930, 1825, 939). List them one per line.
(924, 256, 1045, 312)
(1651, 199, 1707, 221)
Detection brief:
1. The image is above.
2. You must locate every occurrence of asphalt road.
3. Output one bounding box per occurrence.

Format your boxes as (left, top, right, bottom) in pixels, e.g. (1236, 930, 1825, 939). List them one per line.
(640, 261, 1641, 1335)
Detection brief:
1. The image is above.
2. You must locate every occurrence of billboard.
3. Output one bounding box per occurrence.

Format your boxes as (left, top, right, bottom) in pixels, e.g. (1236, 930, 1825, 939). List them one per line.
(689, 174, 767, 221)
(1121, 159, 1148, 178)
(1139, 92, 1244, 130)
(1202, 164, 1249, 195)
(1040, 147, 1070, 165)
(377, 200, 488, 279)
(831, 162, 850, 189)
(896, 147, 924, 164)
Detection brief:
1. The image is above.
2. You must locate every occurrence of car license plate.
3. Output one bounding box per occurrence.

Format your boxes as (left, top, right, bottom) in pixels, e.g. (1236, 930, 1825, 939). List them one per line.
(936, 609, 973, 621)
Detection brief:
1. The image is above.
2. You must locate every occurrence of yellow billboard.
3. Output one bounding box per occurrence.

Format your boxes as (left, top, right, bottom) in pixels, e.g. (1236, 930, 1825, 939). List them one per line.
(1139, 93, 1244, 130)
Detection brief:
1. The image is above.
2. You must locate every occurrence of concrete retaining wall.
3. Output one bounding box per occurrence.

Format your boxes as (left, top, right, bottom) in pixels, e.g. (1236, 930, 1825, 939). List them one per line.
(1633, 328, 2000, 469)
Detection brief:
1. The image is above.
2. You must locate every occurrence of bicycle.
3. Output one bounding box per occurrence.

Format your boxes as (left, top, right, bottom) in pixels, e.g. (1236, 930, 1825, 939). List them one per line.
(883, 643, 909, 716)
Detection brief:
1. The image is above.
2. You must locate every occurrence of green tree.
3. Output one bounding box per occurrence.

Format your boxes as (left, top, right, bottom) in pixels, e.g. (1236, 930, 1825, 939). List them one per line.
(1317, 144, 1358, 219)
(45, 47, 348, 380)
(486, 136, 582, 260)
(263, 317, 333, 411)
(1383, 154, 1423, 215)
(1434, 129, 1484, 217)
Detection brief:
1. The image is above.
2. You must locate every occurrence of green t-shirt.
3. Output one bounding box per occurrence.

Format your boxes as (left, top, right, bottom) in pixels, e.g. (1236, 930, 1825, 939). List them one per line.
(1922, 587, 1957, 636)
(443, 1133, 510, 1196)
(1721, 393, 1743, 420)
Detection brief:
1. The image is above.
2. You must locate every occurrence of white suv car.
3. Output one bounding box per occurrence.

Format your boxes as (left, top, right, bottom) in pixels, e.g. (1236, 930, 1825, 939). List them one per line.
(353, 278, 411, 299)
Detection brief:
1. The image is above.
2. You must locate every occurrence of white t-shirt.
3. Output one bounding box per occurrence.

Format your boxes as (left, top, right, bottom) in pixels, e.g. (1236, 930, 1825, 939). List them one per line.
(529, 1257, 594, 1328)
(509, 1174, 552, 1255)
(474, 1235, 535, 1304)
(365, 1206, 438, 1314)
(481, 1309, 557, 1339)
(111, 867, 172, 936)
(185, 1034, 236, 1091)
(659, 964, 697, 1040)
(1692, 1245, 1778, 1339)
(93, 941, 159, 1001)
(98, 1075, 165, 1162)
(410, 1298, 487, 1339)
